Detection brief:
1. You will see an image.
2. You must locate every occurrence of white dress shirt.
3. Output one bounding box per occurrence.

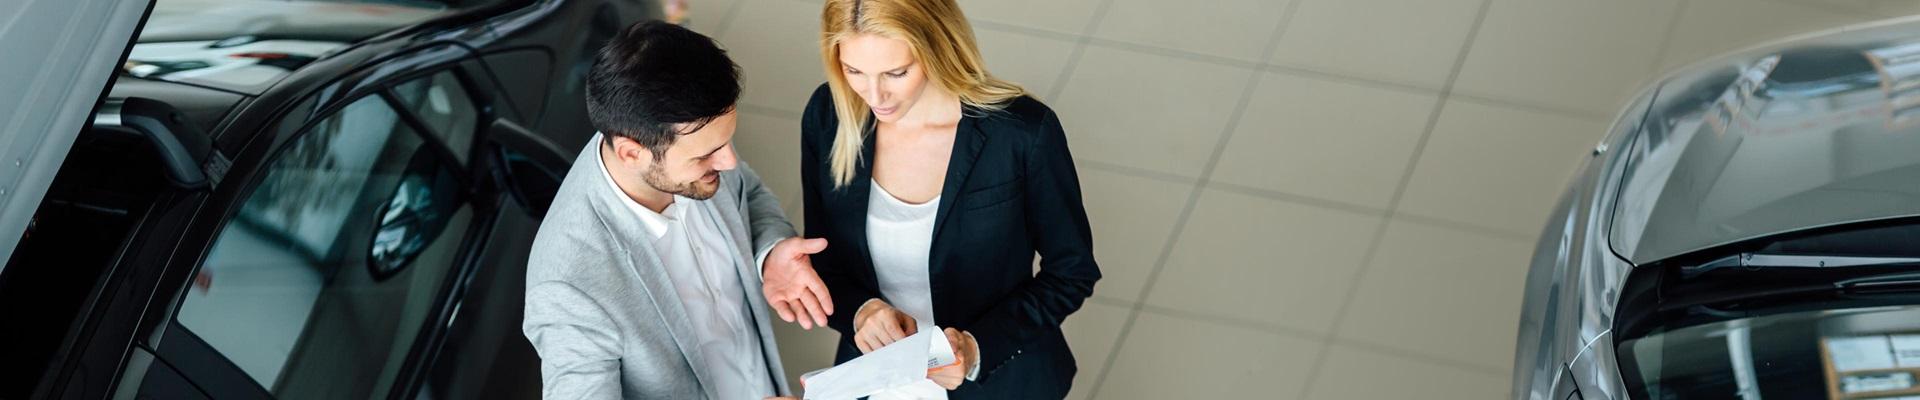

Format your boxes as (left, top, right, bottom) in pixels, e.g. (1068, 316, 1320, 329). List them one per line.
(596, 135, 774, 399)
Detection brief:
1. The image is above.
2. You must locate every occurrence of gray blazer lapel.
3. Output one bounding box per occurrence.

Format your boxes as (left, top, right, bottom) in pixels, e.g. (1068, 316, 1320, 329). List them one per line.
(706, 173, 754, 273)
(585, 161, 714, 395)
(705, 170, 793, 395)
(700, 177, 762, 324)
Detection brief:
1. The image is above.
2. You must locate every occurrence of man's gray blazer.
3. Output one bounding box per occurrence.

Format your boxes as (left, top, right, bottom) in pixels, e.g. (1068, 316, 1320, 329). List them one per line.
(522, 139, 798, 399)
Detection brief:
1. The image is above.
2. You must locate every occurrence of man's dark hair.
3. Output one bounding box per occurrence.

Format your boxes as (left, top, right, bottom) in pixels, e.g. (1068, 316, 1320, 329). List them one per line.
(586, 20, 740, 158)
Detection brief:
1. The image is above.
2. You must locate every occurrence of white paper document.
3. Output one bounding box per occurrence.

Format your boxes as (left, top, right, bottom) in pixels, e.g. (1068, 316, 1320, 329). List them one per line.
(800, 326, 958, 400)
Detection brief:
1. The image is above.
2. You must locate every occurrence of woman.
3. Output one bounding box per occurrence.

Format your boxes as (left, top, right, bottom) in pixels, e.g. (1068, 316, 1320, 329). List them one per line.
(799, 0, 1101, 397)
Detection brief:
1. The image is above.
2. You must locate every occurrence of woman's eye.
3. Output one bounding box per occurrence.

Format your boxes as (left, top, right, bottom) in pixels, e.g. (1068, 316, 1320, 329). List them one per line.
(886, 71, 906, 78)
(845, 69, 860, 75)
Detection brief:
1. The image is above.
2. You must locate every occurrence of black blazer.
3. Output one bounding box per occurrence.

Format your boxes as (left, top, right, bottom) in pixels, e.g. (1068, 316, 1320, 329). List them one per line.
(800, 84, 1100, 397)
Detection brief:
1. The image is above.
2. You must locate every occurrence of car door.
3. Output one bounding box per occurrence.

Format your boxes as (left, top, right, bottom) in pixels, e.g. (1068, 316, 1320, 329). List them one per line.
(0, 1, 574, 398)
(133, 41, 570, 399)
(147, 70, 479, 400)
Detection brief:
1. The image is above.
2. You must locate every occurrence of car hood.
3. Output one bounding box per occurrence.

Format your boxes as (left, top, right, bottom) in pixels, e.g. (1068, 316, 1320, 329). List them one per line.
(0, 0, 154, 269)
(1611, 16, 1920, 265)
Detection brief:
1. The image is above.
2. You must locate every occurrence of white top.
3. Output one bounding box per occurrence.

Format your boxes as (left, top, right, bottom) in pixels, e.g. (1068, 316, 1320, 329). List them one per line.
(864, 180, 984, 384)
(866, 180, 940, 329)
(595, 134, 773, 399)
(865, 180, 952, 399)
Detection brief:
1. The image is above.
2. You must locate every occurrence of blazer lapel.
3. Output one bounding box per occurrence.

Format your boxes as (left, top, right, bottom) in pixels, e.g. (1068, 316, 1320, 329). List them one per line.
(703, 175, 770, 334)
(705, 174, 753, 280)
(846, 125, 878, 284)
(586, 161, 712, 394)
(626, 246, 714, 390)
(702, 179, 791, 392)
(927, 115, 987, 278)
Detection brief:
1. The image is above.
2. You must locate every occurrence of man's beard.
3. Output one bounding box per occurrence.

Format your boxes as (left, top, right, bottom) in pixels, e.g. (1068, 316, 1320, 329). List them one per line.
(641, 163, 719, 200)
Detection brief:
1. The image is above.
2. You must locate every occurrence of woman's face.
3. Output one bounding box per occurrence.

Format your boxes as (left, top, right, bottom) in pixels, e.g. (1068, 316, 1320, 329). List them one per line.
(838, 33, 930, 123)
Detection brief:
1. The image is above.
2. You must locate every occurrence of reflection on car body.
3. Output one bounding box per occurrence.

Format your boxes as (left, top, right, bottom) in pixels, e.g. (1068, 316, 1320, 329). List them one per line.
(0, 0, 663, 398)
(1514, 16, 1920, 400)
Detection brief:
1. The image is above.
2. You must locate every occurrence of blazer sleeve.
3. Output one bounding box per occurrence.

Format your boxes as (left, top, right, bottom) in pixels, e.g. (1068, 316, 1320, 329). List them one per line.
(801, 87, 885, 335)
(735, 160, 799, 267)
(963, 108, 1102, 381)
(523, 281, 625, 400)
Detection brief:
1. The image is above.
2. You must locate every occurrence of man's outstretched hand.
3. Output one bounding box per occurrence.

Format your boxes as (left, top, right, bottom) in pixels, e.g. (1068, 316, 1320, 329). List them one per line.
(764, 237, 833, 329)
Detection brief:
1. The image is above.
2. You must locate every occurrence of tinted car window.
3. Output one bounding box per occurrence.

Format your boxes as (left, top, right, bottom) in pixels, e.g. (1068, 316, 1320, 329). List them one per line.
(175, 93, 473, 398)
(1617, 222, 1920, 400)
(392, 71, 479, 163)
(1622, 305, 1920, 399)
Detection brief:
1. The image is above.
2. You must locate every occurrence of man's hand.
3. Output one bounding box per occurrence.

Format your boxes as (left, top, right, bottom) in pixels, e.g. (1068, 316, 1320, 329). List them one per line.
(930, 328, 977, 390)
(853, 300, 917, 353)
(764, 237, 832, 329)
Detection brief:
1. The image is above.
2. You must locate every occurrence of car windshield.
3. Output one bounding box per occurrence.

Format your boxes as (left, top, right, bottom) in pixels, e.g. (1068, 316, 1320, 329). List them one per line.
(1621, 305, 1920, 399)
(1617, 220, 1920, 399)
(124, 0, 455, 94)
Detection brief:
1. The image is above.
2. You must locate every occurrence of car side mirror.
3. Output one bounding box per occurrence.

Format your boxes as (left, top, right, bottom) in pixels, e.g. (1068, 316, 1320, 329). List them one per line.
(486, 119, 569, 218)
(368, 148, 462, 280)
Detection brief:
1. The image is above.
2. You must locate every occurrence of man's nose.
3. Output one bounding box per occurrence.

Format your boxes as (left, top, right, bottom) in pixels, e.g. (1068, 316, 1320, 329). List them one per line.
(711, 145, 738, 171)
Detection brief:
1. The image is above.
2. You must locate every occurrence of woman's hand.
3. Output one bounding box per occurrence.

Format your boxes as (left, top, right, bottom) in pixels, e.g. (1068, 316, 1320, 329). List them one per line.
(852, 300, 917, 353)
(930, 328, 979, 390)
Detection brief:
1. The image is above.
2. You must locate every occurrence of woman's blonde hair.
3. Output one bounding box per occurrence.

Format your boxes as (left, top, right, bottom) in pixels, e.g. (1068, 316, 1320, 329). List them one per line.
(819, 0, 1026, 188)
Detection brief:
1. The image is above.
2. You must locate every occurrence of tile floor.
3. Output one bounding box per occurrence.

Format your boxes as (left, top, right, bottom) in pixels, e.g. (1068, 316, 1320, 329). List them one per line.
(689, 0, 1920, 398)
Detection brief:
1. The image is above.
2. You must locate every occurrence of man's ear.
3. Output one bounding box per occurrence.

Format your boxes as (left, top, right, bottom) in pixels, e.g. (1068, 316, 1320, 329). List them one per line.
(608, 135, 658, 166)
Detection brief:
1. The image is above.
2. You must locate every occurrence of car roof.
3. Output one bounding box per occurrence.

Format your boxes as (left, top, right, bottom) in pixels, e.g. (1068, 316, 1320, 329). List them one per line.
(1610, 15, 1920, 265)
(124, 0, 447, 95)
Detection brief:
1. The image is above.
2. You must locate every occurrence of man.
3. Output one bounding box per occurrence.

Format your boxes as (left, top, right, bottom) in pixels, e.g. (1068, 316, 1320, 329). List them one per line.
(522, 20, 834, 399)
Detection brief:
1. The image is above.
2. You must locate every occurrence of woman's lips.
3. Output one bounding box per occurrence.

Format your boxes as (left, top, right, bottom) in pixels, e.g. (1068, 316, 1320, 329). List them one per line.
(873, 105, 897, 115)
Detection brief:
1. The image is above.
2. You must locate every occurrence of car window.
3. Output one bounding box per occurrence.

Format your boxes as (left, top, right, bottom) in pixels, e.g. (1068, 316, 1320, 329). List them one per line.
(391, 71, 479, 163)
(1620, 305, 1920, 399)
(174, 93, 473, 398)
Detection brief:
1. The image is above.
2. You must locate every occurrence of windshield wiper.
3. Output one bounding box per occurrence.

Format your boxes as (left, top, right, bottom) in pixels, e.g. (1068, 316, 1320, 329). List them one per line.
(1682, 253, 1920, 278)
(1838, 271, 1920, 294)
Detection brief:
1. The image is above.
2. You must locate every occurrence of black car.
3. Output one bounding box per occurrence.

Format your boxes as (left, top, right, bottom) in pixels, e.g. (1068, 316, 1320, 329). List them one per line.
(0, 0, 661, 398)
